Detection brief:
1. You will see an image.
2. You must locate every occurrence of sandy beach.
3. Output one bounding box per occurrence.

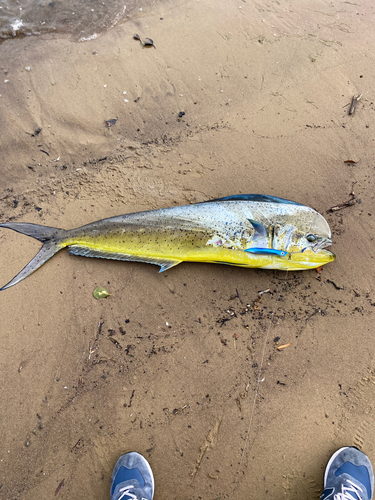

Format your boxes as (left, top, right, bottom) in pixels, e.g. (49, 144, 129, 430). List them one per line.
(0, 0, 375, 498)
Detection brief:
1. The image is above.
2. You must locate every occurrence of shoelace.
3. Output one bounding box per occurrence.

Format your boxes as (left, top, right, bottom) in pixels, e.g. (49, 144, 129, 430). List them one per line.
(334, 479, 364, 500)
(117, 484, 149, 500)
(118, 485, 137, 500)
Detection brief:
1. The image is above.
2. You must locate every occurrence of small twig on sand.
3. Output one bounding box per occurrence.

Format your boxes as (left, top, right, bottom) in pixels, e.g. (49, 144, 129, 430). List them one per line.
(236, 288, 243, 304)
(328, 199, 356, 212)
(349, 93, 362, 115)
(327, 279, 343, 290)
(328, 186, 357, 213)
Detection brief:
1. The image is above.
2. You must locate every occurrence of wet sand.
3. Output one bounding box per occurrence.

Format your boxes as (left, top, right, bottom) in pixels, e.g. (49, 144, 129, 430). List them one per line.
(0, 1, 375, 498)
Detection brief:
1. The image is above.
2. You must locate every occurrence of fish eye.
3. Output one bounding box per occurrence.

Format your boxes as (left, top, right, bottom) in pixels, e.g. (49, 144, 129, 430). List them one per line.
(306, 234, 317, 243)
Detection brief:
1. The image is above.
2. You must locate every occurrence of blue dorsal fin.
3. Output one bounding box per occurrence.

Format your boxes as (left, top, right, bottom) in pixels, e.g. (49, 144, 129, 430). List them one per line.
(207, 194, 303, 205)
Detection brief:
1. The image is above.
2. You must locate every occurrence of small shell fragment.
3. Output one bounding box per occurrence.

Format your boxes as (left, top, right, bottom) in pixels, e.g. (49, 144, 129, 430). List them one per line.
(133, 34, 155, 48)
(143, 38, 155, 47)
(349, 93, 362, 115)
(105, 118, 117, 128)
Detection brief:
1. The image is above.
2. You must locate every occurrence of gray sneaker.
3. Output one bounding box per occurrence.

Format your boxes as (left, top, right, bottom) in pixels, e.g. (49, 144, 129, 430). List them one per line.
(110, 452, 155, 500)
(321, 447, 374, 500)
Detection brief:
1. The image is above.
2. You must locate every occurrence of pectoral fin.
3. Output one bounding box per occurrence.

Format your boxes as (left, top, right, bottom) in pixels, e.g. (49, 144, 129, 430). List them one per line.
(68, 245, 182, 272)
(248, 219, 268, 242)
(245, 247, 288, 257)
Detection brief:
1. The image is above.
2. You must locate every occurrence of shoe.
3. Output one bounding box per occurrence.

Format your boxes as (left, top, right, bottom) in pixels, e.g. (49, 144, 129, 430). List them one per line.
(321, 447, 374, 500)
(110, 452, 155, 500)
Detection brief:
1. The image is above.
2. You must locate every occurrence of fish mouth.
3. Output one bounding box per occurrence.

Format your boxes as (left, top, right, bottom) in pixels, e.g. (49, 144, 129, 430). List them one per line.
(317, 248, 336, 261)
(312, 239, 335, 264)
(285, 247, 335, 269)
(304, 247, 336, 265)
(312, 238, 332, 252)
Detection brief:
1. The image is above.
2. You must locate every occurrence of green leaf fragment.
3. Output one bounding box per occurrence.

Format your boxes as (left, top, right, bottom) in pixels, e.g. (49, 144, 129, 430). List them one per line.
(93, 287, 110, 299)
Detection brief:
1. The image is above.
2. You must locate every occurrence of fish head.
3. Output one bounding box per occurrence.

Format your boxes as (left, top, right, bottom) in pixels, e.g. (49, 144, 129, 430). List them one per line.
(271, 205, 335, 269)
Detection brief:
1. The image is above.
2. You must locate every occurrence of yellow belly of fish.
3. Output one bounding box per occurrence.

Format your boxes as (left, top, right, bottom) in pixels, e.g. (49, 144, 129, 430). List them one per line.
(63, 229, 333, 271)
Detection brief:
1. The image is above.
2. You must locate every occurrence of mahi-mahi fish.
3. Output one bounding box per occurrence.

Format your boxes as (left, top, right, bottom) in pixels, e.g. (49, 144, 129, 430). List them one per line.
(0, 194, 335, 291)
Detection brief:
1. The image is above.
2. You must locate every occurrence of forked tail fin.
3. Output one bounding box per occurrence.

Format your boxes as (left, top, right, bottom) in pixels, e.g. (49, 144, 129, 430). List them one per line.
(0, 222, 68, 291)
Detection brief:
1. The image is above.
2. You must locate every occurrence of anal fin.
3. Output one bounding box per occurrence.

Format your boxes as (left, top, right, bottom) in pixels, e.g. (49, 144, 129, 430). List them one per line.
(68, 245, 182, 273)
